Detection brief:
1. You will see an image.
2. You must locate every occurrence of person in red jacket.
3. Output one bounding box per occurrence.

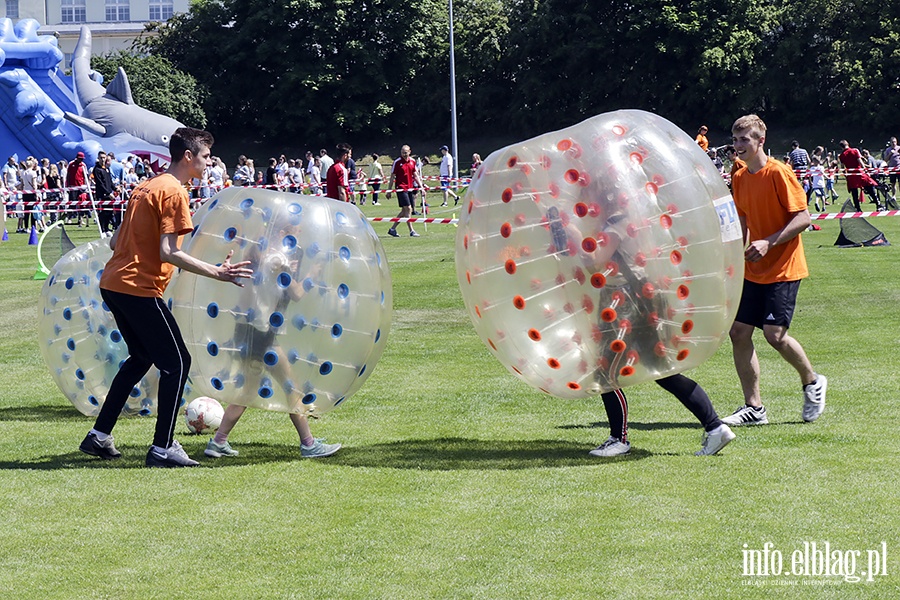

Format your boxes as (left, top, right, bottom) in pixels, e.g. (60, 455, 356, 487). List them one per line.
(385, 145, 425, 238)
(838, 140, 881, 211)
(66, 151, 89, 227)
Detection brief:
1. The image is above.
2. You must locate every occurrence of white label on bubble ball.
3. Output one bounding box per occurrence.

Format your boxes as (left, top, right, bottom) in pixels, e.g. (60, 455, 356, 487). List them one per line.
(714, 195, 742, 243)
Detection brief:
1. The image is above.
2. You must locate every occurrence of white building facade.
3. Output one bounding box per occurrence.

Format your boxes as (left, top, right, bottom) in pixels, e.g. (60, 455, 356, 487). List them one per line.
(1, 0, 189, 66)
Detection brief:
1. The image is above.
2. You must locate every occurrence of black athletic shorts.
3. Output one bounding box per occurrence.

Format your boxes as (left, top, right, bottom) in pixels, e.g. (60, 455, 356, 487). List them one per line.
(734, 279, 801, 329)
(234, 322, 276, 360)
(397, 190, 416, 208)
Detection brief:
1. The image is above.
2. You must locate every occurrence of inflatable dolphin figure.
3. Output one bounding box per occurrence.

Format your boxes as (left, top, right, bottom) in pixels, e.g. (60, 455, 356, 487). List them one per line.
(64, 25, 183, 151)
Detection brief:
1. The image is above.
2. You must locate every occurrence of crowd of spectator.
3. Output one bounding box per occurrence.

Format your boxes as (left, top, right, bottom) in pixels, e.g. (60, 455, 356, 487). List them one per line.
(1, 150, 157, 235)
(15, 129, 896, 240)
(699, 129, 900, 212)
(0, 144, 477, 236)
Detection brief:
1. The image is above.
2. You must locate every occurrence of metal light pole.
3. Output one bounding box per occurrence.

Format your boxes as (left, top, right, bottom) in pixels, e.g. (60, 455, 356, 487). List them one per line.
(449, 0, 459, 183)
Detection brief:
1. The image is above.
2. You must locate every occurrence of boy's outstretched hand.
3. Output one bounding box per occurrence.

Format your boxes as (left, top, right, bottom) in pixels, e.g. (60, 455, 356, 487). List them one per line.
(219, 250, 253, 286)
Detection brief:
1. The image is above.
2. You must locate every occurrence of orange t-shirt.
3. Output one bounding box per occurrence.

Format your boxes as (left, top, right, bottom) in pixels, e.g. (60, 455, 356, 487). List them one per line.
(696, 134, 709, 152)
(100, 173, 193, 297)
(730, 158, 746, 178)
(732, 159, 809, 284)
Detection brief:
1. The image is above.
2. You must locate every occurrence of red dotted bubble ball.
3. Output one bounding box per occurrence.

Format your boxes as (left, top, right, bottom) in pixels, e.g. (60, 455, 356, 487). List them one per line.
(455, 110, 744, 397)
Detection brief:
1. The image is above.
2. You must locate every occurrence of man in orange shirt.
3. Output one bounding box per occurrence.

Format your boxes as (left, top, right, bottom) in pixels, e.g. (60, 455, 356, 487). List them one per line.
(721, 115, 827, 427)
(79, 127, 252, 467)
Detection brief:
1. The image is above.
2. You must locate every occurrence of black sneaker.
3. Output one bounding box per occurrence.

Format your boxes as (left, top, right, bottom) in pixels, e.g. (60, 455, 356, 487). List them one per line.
(387, 228, 400, 238)
(146, 440, 199, 468)
(79, 431, 122, 460)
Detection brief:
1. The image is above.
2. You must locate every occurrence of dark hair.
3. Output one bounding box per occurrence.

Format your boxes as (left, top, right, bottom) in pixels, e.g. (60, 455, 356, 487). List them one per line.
(170, 127, 214, 163)
(371, 153, 379, 160)
(336, 143, 352, 158)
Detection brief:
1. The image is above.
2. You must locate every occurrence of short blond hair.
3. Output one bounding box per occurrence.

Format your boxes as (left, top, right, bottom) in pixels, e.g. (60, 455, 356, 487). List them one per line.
(732, 114, 766, 139)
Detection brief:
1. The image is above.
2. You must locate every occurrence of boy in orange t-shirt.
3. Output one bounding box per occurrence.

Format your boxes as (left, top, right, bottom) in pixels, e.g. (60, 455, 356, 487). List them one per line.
(79, 127, 252, 468)
(721, 115, 827, 428)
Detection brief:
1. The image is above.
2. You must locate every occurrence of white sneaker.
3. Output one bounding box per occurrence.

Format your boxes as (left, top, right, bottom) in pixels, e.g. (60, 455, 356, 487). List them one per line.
(695, 424, 736, 456)
(588, 436, 631, 457)
(300, 439, 341, 458)
(205, 439, 239, 458)
(802, 374, 827, 422)
(720, 404, 768, 426)
(146, 440, 199, 468)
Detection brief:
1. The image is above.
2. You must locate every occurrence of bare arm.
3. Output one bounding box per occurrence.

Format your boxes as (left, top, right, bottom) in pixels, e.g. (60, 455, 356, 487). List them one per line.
(744, 210, 810, 262)
(415, 170, 426, 194)
(159, 233, 253, 285)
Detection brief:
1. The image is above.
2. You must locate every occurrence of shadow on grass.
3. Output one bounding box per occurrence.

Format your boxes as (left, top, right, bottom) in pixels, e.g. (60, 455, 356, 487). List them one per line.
(327, 437, 652, 470)
(0, 438, 652, 470)
(560, 419, 806, 431)
(558, 420, 699, 431)
(0, 404, 86, 422)
(0, 442, 304, 470)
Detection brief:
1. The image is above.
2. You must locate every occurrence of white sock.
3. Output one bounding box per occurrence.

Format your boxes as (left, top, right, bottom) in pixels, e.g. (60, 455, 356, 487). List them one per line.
(90, 429, 109, 442)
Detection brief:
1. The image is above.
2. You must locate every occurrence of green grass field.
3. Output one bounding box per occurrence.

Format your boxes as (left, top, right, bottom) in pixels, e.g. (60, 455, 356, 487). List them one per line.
(1, 189, 899, 599)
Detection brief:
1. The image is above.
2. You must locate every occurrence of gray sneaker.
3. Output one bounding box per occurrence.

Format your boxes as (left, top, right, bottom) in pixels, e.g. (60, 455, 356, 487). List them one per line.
(300, 439, 341, 458)
(205, 439, 239, 458)
(802, 374, 827, 422)
(146, 440, 199, 468)
(695, 424, 736, 456)
(588, 436, 631, 457)
(720, 404, 768, 426)
(79, 431, 122, 460)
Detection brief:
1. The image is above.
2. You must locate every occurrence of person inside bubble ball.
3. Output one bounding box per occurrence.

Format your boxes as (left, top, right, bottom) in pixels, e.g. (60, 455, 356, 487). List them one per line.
(79, 127, 253, 468)
(204, 222, 341, 460)
(554, 177, 735, 457)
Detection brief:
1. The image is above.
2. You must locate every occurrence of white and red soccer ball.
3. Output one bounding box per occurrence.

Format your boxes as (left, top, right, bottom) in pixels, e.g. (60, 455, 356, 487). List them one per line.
(184, 397, 224, 434)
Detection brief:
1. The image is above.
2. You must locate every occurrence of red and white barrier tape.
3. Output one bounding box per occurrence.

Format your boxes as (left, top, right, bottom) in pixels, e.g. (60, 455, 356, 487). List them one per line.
(810, 210, 900, 220)
(367, 217, 458, 224)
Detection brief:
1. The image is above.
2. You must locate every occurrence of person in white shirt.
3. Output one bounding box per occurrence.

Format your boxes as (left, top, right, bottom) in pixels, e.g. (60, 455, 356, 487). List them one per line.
(288, 159, 304, 193)
(368, 153, 384, 205)
(807, 156, 827, 213)
(318, 149, 333, 183)
(207, 160, 224, 194)
(308, 157, 322, 195)
(438, 145, 459, 207)
(20, 157, 38, 232)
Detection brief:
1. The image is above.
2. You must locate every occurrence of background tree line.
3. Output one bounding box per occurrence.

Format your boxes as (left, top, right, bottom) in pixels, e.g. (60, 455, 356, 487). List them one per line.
(116, 0, 900, 147)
